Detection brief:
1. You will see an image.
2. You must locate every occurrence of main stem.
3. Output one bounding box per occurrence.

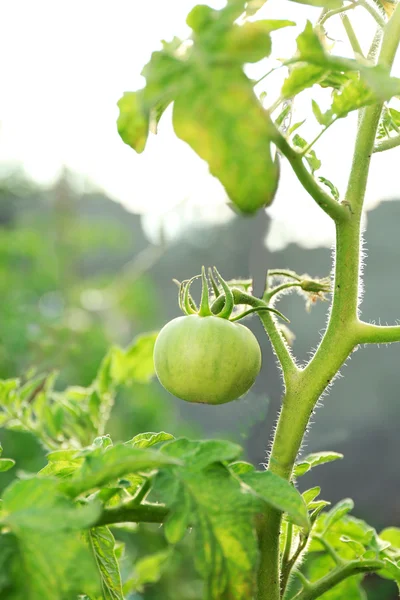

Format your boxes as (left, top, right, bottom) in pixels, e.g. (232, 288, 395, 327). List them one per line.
(257, 7, 400, 598)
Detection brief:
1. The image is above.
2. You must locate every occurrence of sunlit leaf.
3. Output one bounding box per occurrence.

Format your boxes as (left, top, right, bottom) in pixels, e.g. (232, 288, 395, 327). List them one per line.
(126, 431, 175, 449)
(240, 470, 310, 530)
(173, 66, 279, 214)
(117, 92, 149, 154)
(63, 444, 180, 497)
(283, 64, 327, 98)
(111, 332, 158, 384)
(160, 438, 242, 469)
(0, 478, 101, 599)
(294, 451, 343, 477)
(153, 462, 258, 599)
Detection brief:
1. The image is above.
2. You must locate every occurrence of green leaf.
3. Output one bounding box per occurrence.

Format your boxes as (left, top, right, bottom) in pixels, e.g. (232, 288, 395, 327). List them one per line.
(88, 527, 124, 600)
(292, 134, 321, 174)
(0, 459, 15, 472)
(0, 479, 101, 599)
(2, 478, 101, 533)
(63, 444, 181, 497)
(241, 470, 310, 530)
(173, 66, 279, 214)
(294, 451, 343, 477)
(302, 486, 321, 505)
(124, 550, 171, 593)
(323, 498, 354, 533)
(117, 92, 149, 154)
(117, 46, 187, 152)
(229, 461, 256, 476)
(154, 462, 258, 599)
(283, 64, 327, 98)
(380, 528, 400, 551)
(160, 438, 242, 469)
(297, 21, 326, 62)
(111, 332, 158, 384)
(319, 176, 340, 200)
(218, 20, 294, 64)
(126, 431, 175, 449)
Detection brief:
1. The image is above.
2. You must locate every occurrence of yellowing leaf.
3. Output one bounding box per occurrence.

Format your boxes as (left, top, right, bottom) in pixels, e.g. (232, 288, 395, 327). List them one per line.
(173, 67, 279, 214)
(117, 92, 149, 153)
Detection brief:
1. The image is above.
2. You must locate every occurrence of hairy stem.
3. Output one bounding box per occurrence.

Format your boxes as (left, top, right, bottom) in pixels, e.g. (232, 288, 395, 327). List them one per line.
(373, 132, 400, 152)
(292, 560, 383, 600)
(269, 126, 348, 222)
(257, 6, 400, 599)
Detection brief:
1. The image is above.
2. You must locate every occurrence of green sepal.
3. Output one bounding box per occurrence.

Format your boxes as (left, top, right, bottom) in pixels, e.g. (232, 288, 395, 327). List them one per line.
(198, 266, 212, 316)
(231, 306, 290, 323)
(212, 267, 234, 319)
(208, 267, 221, 298)
(183, 277, 200, 315)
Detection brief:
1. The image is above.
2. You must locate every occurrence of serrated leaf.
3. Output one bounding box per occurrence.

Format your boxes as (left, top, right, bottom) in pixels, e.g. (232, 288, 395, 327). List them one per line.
(88, 527, 124, 600)
(283, 64, 327, 98)
(63, 444, 181, 497)
(294, 451, 343, 477)
(117, 47, 187, 153)
(126, 431, 175, 449)
(2, 478, 101, 533)
(0, 479, 101, 599)
(111, 332, 158, 384)
(229, 461, 256, 476)
(117, 92, 149, 153)
(319, 176, 340, 200)
(241, 470, 310, 530)
(160, 438, 243, 470)
(0, 458, 15, 472)
(173, 66, 279, 214)
(219, 20, 294, 64)
(297, 21, 326, 62)
(154, 462, 258, 599)
(292, 134, 321, 174)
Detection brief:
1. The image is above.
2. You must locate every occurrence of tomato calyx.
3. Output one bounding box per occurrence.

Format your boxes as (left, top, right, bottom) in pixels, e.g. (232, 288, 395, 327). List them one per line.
(175, 266, 290, 324)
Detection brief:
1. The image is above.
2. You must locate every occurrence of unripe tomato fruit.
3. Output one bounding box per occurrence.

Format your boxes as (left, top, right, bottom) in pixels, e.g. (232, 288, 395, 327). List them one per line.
(154, 315, 262, 404)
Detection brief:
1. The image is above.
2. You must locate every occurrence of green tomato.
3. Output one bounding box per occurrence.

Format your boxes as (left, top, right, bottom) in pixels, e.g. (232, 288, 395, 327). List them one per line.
(154, 315, 262, 405)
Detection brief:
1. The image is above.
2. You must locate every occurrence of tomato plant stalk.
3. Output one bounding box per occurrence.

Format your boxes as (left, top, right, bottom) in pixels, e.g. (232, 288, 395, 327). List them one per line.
(257, 6, 400, 599)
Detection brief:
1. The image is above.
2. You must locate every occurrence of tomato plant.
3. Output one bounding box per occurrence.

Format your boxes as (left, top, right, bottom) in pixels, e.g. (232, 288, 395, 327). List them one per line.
(1, 1, 400, 600)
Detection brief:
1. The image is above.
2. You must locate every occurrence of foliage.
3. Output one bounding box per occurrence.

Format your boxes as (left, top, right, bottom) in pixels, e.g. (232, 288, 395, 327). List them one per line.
(2, 1, 400, 600)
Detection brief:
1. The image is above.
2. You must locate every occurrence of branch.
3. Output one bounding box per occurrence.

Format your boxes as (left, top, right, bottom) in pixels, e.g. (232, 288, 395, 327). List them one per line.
(373, 133, 400, 153)
(94, 501, 168, 528)
(318, 3, 356, 26)
(357, 321, 400, 344)
(268, 124, 348, 222)
(292, 560, 384, 600)
(358, 0, 386, 28)
(265, 282, 302, 301)
(341, 14, 364, 58)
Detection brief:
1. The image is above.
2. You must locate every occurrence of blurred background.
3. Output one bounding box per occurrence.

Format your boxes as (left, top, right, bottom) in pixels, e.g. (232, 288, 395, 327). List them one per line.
(0, 0, 399, 598)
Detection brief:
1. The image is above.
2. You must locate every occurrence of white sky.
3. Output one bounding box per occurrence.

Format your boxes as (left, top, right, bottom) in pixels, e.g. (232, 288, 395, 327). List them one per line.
(0, 0, 399, 250)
